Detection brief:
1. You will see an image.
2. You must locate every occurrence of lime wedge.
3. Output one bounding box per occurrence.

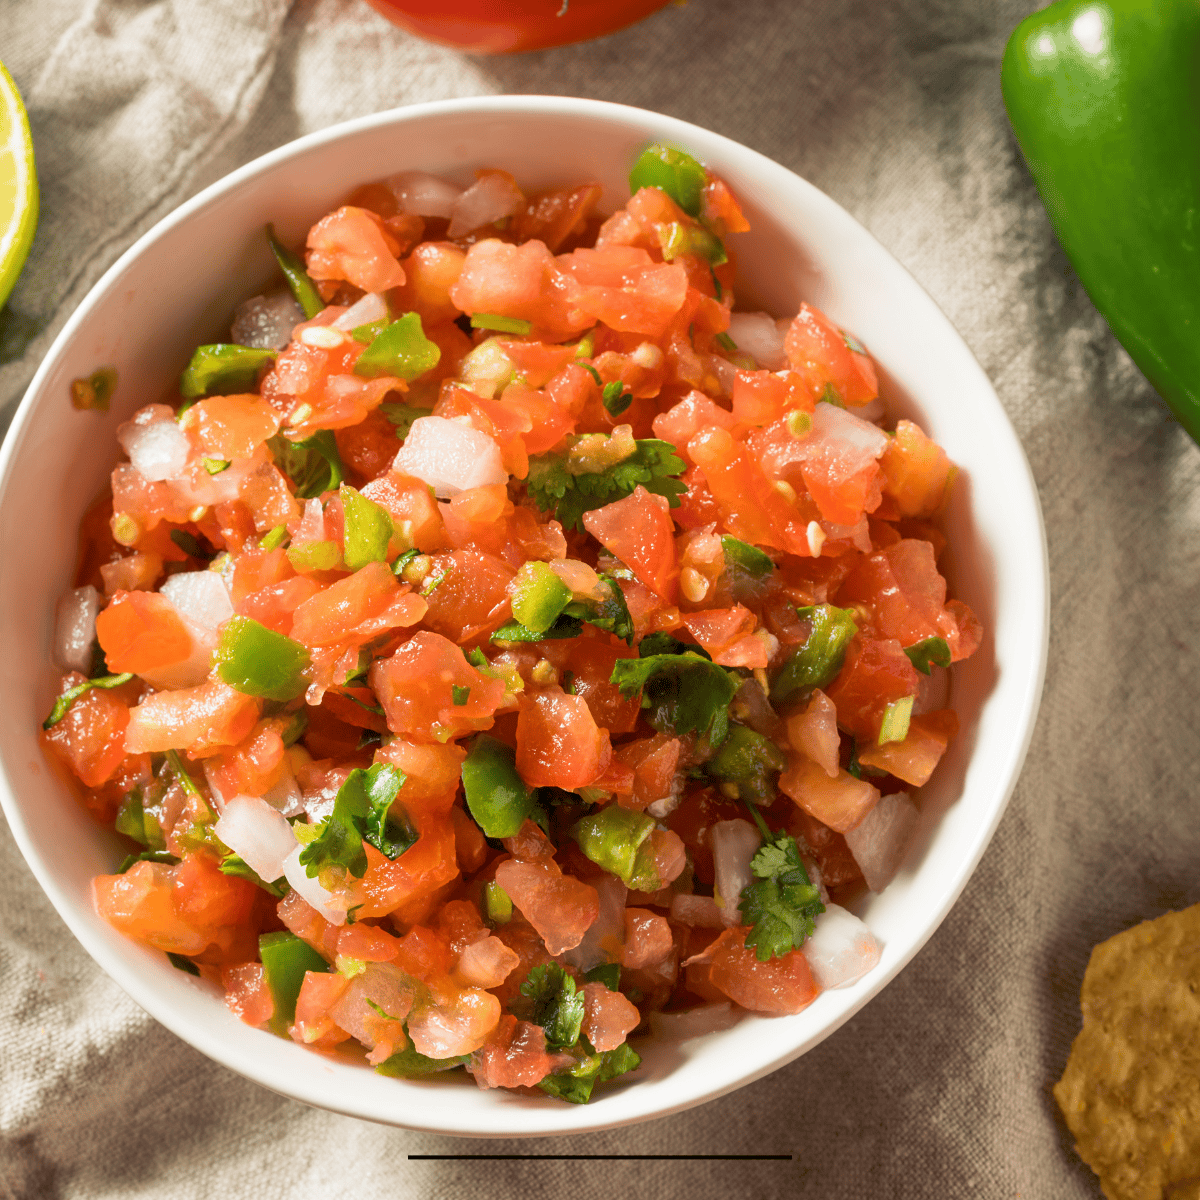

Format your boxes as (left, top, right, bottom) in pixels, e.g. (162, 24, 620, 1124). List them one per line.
(0, 60, 37, 309)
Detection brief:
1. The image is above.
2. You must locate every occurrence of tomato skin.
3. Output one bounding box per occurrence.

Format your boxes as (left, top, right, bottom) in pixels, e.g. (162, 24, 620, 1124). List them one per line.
(361, 0, 671, 54)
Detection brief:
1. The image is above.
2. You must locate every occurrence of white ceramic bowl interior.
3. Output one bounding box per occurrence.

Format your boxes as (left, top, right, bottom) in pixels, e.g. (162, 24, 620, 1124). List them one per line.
(0, 96, 1047, 1136)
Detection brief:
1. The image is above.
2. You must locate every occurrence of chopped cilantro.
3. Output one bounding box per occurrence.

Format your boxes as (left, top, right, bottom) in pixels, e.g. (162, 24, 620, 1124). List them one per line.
(267, 224, 324, 319)
(715, 331, 738, 353)
(43, 673, 134, 730)
(519, 963, 585, 1050)
(491, 615, 583, 643)
(721, 535, 774, 578)
(379, 402, 434, 441)
(601, 380, 632, 417)
(166, 952, 200, 976)
(526, 437, 687, 533)
(584, 962, 621, 992)
(298, 763, 412, 880)
(375, 1045, 469, 1078)
(610, 651, 737, 744)
(116, 849, 179, 874)
(904, 636, 951, 675)
(737, 824, 825, 962)
(269, 431, 346, 499)
(452, 685, 471, 706)
(842, 330, 867, 355)
(169, 529, 206, 559)
(538, 1042, 642, 1104)
(219, 852, 288, 897)
(579, 362, 602, 385)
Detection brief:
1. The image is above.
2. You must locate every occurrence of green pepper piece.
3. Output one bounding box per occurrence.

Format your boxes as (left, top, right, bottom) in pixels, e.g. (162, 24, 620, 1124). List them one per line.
(259, 931, 331, 1036)
(340, 484, 392, 570)
(769, 604, 858, 705)
(462, 735, 537, 838)
(571, 806, 658, 888)
(705, 723, 787, 803)
(270, 430, 346, 499)
(509, 560, 573, 634)
(354, 312, 442, 380)
(490, 615, 584, 643)
(179, 345, 277, 400)
(1002, 2, 1200, 445)
(721, 535, 774, 579)
(470, 313, 532, 335)
(214, 615, 310, 701)
(629, 144, 707, 218)
(904, 635, 951, 675)
(878, 695, 914, 745)
(485, 879, 513, 924)
(267, 225, 324, 320)
(286, 540, 340, 574)
(374, 1045, 469, 1078)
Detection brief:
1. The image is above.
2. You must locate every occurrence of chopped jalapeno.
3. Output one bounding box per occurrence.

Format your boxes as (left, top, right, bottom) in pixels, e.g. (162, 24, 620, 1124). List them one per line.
(213, 615, 310, 701)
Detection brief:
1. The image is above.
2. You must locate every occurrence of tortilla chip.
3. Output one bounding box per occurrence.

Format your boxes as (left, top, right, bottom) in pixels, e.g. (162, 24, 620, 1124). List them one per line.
(1055, 905, 1200, 1200)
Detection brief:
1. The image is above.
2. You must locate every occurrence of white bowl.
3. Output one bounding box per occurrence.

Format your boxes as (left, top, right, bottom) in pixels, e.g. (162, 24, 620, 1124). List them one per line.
(0, 96, 1047, 1136)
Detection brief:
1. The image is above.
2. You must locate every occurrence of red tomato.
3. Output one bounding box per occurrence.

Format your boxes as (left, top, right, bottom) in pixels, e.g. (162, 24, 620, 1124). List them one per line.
(361, 0, 672, 55)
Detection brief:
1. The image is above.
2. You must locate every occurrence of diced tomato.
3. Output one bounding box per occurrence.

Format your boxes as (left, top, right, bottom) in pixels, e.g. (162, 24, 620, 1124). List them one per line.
(125, 681, 261, 755)
(41, 671, 132, 787)
(470, 1014, 559, 1089)
(582, 485, 679, 601)
(335, 407, 401, 484)
(95, 590, 192, 675)
(622, 908, 674, 969)
(825, 636, 921, 742)
(880, 419, 954, 517)
(580, 981, 640, 1052)
(515, 688, 611, 789)
(857, 708, 958, 787)
(305, 206, 406, 293)
(291, 970, 352, 1047)
(370, 631, 506, 742)
(510, 183, 602, 253)
(784, 303, 878, 407)
(419, 548, 514, 643)
(290, 562, 426, 648)
(777, 753, 881, 833)
(706, 927, 820, 1014)
(493, 855, 599, 956)
(391, 240, 467, 326)
(182, 394, 280, 460)
(557, 245, 689, 339)
(222, 962, 274, 1027)
(613, 732, 682, 811)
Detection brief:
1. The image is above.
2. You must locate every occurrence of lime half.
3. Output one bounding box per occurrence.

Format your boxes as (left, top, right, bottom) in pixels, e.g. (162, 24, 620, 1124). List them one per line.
(0, 60, 37, 309)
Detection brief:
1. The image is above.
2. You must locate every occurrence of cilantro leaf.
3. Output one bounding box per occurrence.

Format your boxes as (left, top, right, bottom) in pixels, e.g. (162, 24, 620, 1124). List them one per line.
(566, 573, 634, 645)
(166, 952, 201, 976)
(491, 615, 583, 643)
(903, 636, 951, 675)
(379, 402, 434, 441)
(269, 431, 346, 500)
(526, 438, 687, 533)
(537, 1042, 642, 1104)
(610, 651, 738, 745)
(298, 763, 410, 880)
(519, 963, 585, 1050)
(219, 852, 288, 897)
(601, 380, 632, 417)
(738, 833, 825, 962)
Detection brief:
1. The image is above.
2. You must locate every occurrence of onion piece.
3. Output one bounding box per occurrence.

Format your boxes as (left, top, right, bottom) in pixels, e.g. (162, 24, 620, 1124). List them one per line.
(669, 893, 724, 929)
(159, 570, 234, 634)
(54, 585, 100, 672)
(561, 873, 627, 972)
(281, 844, 347, 925)
(844, 791, 919, 893)
(710, 818, 761, 927)
(231, 291, 305, 350)
(727, 312, 788, 370)
(648, 1003, 740, 1041)
(332, 291, 389, 332)
(447, 172, 525, 238)
(119, 417, 191, 483)
(213, 795, 298, 884)
(802, 903, 882, 989)
(385, 170, 462, 218)
(392, 415, 507, 498)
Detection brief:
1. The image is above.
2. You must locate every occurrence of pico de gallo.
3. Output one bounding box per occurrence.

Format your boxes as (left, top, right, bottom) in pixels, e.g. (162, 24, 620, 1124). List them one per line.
(43, 144, 980, 1102)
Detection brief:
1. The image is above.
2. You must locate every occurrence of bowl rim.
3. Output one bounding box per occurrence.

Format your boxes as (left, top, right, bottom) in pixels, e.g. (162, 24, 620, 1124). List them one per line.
(0, 93, 1049, 1136)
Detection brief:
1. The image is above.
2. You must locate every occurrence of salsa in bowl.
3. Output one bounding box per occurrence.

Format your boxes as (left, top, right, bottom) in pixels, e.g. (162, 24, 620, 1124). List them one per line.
(0, 97, 1046, 1135)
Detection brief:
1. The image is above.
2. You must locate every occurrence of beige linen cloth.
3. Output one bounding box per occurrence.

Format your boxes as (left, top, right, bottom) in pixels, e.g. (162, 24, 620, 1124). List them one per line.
(2, 1, 1196, 1196)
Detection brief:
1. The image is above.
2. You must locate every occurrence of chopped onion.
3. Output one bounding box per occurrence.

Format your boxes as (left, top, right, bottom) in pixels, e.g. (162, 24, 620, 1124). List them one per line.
(447, 172, 525, 238)
(159, 570, 234, 634)
(260, 756, 304, 818)
(649, 1003, 739, 1041)
(282, 844, 346, 925)
(808, 401, 889, 459)
(728, 312, 788, 370)
(844, 791, 919, 893)
(119, 417, 190, 482)
(669, 893, 724, 929)
(213, 795, 298, 884)
(385, 170, 462, 218)
(710, 818, 761, 927)
(802, 903, 882, 989)
(561, 873, 627, 972)
(393, 415, 507, 498)
(54, 585, 100, 672)
(332, 291, 388, 332)
(231, 291, 305, 349)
